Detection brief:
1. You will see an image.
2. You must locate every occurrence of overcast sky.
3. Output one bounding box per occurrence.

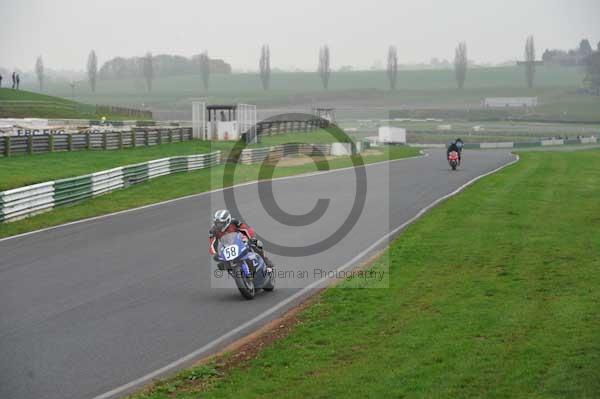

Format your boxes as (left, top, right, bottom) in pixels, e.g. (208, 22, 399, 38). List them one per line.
(1, 0, 599, 72)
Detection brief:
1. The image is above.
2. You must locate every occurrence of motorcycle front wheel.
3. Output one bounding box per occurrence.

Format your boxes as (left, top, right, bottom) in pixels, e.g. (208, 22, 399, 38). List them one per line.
(233, 267, 256, 300)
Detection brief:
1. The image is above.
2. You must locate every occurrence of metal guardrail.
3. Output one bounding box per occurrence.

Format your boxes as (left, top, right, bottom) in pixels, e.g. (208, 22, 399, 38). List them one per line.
(239, 143, 333, 164)
(0, 128, 193, 157)
(0, 151, 221, 222)
(407, 136, 598, 149)
(460, 136, 598, 149)
(256, 119, 328, 136)
(0, 181, 55, 222)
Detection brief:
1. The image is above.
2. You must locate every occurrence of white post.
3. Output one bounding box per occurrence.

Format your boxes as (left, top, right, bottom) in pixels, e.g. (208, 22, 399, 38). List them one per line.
(192, 101, 206, 139)
(237, 103, 257, 144)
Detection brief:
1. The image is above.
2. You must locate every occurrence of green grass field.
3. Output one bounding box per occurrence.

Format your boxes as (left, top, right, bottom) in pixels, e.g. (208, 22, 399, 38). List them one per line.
(0, 140, 208, 190)
(128, 149, 600, 399)
(0, 88, 150, 120)
(20, 66, 600, 122)
(0, 130, 352, 191)
(0, 145, 418, 238)
(30, 65, 585, 102)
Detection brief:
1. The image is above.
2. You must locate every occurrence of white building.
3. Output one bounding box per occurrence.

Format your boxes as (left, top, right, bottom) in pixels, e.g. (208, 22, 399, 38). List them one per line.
(482, 97, 538, 108)
(378, 126, 406, 143)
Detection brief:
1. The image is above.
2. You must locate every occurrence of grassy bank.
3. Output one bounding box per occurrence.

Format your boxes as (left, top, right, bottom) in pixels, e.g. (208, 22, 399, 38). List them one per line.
(0, 145, 418, 238)
(0, 130, 348, 191)
(130, 149, 600, 398)
(0, 140, 212, 190)
(0, 88, 150, 120)
(24, 66, 600, 122)
(33, 66, 583, 105)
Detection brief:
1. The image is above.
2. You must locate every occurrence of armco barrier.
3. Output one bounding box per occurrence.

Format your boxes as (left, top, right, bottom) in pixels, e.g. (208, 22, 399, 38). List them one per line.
(0, 128, 192, 157)
(0, 182, 55, 222)
(480, 142, 514, 149)
(92, 167, 124, 196)
(413, 136, 597, 150)
(188, 152, 221, 170)
(240, 147, 276, 164)
(123, 163, 149, 186)
(147, 158, 171, 179)
(580, 137, 597, 144)
(513, 141, 541, 148)
(53, 175, 93, 207)
(0, 151, 220, 222)
(239, 144, 333, 165)
(169, 156, 189, 173)
(541, 139, 564, 146)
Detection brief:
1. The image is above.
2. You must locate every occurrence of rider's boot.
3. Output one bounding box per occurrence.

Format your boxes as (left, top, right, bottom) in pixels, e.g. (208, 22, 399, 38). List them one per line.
(263, 255, 275, 271)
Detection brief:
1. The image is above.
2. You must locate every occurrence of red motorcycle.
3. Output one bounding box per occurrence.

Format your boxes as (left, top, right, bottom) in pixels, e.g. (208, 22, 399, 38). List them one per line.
(448, 151, 460, 170)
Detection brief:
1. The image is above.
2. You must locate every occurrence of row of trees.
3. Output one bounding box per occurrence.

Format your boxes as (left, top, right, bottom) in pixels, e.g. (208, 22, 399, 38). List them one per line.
(34, 36, 596, 93)
(30, 50, 214, 93)
(454, 36, 537, 90)
(453, 36, 537, 90)
(542, 39, 596, 66)
(97, 54, 230, 81)
(263, 39, 538, 91)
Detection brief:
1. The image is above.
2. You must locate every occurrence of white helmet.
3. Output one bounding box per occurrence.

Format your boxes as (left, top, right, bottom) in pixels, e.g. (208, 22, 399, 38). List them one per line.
(213, 209, 232, 232)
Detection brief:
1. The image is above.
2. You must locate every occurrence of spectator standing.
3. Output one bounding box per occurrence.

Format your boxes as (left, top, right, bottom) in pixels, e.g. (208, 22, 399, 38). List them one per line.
(0, 74, 3, 88)
(11, 72, 16, 89)
(16, 74, 20, 89)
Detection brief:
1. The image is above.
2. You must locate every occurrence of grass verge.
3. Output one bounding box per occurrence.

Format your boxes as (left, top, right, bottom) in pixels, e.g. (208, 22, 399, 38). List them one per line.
(0, 129, 346, 191)
(128, 149, 600, 399)
(0, 88, 151, 120)
(0, 146, 418, 238)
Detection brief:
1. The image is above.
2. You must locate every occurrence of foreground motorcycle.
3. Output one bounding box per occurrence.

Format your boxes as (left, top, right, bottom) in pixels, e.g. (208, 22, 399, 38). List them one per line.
(216, 232, 275, 299)
(448, 150, 460, 170)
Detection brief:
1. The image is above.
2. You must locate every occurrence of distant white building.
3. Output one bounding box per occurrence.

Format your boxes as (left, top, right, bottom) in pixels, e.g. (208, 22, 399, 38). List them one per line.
(378, 126, 406, 143)
(482, 97, 538, 108)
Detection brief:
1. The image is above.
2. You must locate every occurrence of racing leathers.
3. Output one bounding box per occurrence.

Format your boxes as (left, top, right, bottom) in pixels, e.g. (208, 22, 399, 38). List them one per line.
(209, 219, 274, 270)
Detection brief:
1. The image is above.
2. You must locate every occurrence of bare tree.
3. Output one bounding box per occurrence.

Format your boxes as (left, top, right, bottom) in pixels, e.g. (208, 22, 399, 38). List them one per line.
(318, 45, 331, 90)
(35, 56, 44, 91)
(585, 49, 600, 96)
(579, 39, 593, 60)
(141, 52, 154, 92)
(259, 44, 271, 90)
(87, 50, 98, 92)
(387, 45, 398, 91)
(525, 35, 536, 88)
(454, 42, 468, 89)
(198, 51, 210, 90)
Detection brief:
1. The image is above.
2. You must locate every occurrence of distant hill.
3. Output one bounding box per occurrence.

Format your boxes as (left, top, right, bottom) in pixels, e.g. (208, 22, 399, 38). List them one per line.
(99, 54, 231, 80)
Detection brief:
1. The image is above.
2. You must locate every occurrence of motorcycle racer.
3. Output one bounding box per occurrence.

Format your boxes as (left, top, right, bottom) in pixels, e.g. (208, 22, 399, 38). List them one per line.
(209, 209, 274, 270)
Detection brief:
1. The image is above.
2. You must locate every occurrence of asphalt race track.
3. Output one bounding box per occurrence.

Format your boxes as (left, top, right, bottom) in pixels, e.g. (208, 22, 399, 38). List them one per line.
(0, 149, 515, 399)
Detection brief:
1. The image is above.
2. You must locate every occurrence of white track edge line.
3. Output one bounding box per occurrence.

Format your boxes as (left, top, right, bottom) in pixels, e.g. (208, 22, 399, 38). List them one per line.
(0, 151, 428, 243)
(91, 153, 519, 399)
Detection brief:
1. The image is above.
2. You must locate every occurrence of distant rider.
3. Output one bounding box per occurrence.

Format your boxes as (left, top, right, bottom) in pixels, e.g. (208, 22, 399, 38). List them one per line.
(455, 138, 464, 152)
(447, 139, 462, 163)
(208, 209, 274, 270)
